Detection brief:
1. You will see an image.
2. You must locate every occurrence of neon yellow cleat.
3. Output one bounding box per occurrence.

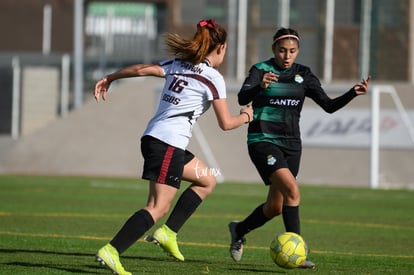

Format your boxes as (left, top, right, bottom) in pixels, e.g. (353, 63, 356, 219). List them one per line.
(145, 224, 184, 261)
(96, 243, 132, 275)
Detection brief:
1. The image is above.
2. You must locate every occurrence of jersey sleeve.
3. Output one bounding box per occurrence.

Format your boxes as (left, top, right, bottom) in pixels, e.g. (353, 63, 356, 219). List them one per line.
(207, 74, 226, 101)
(159, 58, 176, 77)
(238, 65, 263, 105)
(304, 68, 357, 113)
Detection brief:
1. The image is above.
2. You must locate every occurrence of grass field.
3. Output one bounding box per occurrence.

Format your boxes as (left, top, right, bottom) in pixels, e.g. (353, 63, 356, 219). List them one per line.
(0, 175, 413, 274)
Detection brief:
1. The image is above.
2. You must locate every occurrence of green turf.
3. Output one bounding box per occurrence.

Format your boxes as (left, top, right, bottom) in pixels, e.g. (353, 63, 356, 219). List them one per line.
(0, 175, 413, 274)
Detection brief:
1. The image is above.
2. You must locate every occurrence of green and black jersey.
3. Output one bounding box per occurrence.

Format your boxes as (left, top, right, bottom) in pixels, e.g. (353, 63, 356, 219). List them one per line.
(238, 58, 357, 150)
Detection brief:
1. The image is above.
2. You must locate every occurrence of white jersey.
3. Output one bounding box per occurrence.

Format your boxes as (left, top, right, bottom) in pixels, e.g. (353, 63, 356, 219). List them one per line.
(143, 58, 226, 150)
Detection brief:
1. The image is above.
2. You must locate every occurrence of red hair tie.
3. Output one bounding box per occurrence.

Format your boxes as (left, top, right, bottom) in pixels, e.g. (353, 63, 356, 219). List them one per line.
(197, 19, 217, 29)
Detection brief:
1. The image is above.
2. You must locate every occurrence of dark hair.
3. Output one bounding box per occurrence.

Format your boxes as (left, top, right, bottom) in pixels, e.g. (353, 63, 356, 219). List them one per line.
(165, 19, 227, 65)
(272, 27, 300, 46)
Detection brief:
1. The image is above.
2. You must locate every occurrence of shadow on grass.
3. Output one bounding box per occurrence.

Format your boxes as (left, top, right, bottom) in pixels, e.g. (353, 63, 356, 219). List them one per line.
(228, 266, 284, 274)
(1, 249, 283, 274)
(0, 248, 93, 257)
(0, 248, 213, 274)
(3, 261, 95, 274)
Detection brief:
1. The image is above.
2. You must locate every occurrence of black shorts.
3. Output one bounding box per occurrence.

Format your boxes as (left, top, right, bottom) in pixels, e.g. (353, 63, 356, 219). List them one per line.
(141, 135, 195, 189)
(248, 142, 301, 185)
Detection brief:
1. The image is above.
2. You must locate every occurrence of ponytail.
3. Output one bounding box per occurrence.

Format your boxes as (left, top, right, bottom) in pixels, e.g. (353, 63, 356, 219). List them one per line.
(165, 19, 227, 65)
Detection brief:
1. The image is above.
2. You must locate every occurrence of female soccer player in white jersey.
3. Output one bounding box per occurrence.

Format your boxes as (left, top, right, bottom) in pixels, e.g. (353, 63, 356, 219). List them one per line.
(93, 19, 252, 275)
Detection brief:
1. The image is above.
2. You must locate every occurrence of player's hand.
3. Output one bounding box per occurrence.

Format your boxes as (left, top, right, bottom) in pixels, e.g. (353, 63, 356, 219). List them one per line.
(94, 77, 111, 102)
(353, 76, 370, 95)
(240, 104, 253, 123)
(261, 72, 279, 89)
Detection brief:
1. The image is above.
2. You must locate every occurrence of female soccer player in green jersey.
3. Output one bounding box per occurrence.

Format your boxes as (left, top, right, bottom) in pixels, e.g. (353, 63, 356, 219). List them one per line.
(228, 27, 370, 268)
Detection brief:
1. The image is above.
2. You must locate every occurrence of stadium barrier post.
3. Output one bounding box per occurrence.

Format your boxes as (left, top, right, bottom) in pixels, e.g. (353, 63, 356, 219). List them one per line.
(370, 86, 380, 189)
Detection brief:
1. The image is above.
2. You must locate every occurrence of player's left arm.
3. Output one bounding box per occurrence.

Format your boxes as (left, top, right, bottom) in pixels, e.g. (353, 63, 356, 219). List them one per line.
(307, 75, 370, 113)
(94, 64, 164, 102)
(353, 76, 370, 95)
(212, 99, 253, 130)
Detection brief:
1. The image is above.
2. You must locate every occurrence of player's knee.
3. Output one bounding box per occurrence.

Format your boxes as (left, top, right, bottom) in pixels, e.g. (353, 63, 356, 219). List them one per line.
(284, 186, 300, 203)
(193, 175, 216, 198)
(203, 175, 217, 194)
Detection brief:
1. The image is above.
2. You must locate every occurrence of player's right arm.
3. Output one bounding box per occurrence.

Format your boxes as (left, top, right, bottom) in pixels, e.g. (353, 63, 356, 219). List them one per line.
(94, 64, 164, 102)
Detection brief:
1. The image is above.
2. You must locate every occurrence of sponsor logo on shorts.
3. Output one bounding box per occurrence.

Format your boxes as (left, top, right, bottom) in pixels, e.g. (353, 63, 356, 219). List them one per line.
(267, 154, 277, 165)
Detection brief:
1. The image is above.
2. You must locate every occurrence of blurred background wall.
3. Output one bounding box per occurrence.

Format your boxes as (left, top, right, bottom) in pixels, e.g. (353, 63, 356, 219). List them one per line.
(1, 0, 413, 82)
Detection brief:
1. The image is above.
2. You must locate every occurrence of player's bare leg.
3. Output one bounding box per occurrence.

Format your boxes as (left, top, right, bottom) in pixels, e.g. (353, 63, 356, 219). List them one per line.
(146, 157, 216, 261)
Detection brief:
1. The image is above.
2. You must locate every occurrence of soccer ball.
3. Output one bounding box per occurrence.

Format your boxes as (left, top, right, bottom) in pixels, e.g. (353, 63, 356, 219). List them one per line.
(269, 232, 308, 269)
